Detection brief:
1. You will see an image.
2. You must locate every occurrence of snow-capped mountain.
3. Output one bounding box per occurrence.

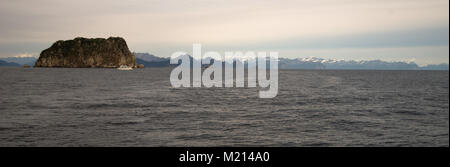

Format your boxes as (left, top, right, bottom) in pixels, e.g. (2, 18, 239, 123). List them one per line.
(279, 56, 427, 70)
(124, 53, 450, 70)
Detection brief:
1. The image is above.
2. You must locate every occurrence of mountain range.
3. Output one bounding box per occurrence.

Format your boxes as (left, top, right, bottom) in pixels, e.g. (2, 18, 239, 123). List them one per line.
(0, 60, 21, 67)
(279, 57, 426, 70)
(133, 52, 174, 67)
(0, 57, 36, 66)
(1, 53, 448, 70)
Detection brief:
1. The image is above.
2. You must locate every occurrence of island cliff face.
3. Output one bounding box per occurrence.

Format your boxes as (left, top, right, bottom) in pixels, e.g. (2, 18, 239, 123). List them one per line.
(34, 37, 136, 68)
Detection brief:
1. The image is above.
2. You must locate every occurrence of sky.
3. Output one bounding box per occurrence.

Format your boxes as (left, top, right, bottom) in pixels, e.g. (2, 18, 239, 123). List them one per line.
(0, 0, 448, 65)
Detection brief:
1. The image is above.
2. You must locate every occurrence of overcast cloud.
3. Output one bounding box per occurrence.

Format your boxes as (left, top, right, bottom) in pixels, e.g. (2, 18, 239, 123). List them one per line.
(0, 0, 448, 65)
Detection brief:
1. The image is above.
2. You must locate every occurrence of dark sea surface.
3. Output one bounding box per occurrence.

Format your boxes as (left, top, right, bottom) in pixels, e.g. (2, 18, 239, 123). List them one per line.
(0, 67, 448, 146)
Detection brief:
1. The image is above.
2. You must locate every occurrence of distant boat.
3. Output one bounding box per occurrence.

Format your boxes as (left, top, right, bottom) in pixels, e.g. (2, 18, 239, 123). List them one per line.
(117, 65, 133, 70)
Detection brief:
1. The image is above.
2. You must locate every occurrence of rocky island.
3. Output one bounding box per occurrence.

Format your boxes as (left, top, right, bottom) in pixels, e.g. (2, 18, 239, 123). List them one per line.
(34, 37, 136, 68)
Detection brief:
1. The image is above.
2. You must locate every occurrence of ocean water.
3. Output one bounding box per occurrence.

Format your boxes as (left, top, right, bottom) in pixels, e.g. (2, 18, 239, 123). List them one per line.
(0, 67, 448, 146)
